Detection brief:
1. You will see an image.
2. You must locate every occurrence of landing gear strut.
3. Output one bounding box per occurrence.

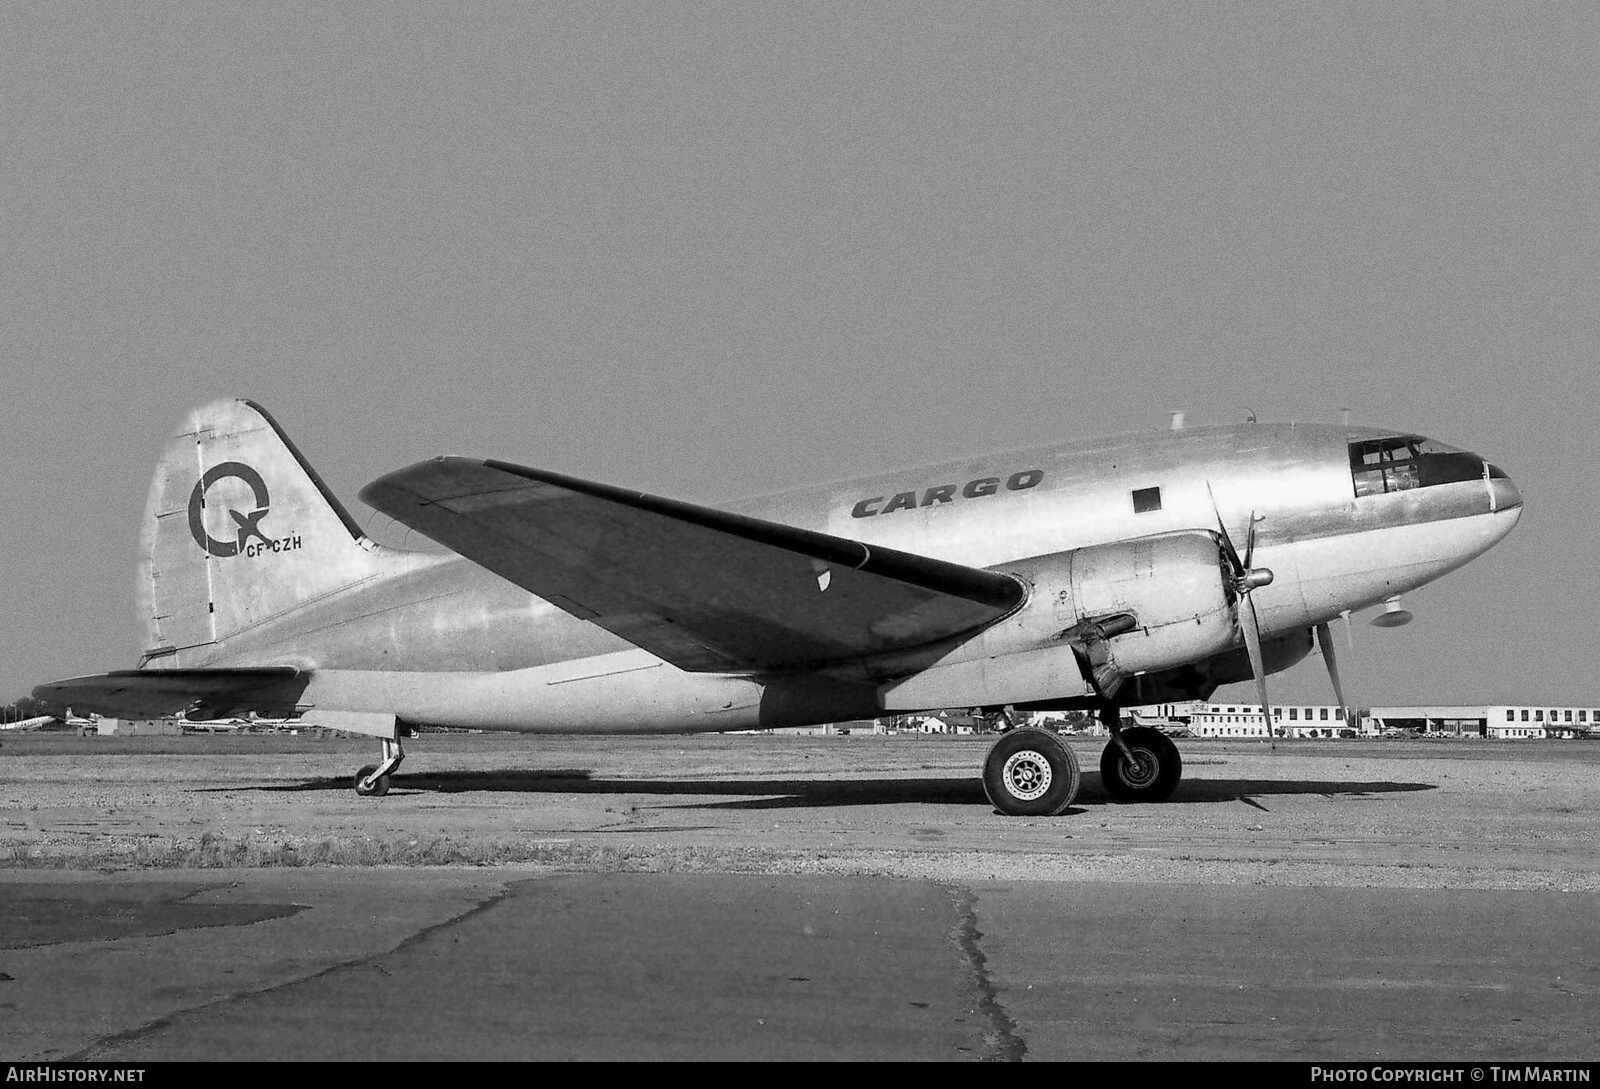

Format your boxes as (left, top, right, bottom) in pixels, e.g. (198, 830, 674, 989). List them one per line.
(982, 727, 1080, 816)
(1098, 706, 1182, 802)
(354, 736, 404, 797)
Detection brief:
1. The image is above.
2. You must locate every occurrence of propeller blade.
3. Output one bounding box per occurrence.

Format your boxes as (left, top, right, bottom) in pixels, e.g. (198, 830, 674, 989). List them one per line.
(1316, 621, 1349, 722)
(1241, 595, 1274, 740)
(1213, 484, 1280, 742)
(1243, 510, 1260, 571)
(1206, 483, 1245, 575)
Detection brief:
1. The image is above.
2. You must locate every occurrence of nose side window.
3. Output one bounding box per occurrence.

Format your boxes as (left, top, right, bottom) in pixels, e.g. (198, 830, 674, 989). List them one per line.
(1350, 436, 1480, 496)
(1350, 438, 1420, 495)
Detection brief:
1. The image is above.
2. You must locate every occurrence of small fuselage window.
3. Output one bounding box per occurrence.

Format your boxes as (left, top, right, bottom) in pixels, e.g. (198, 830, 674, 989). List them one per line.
(1132, 486, 1162, 513)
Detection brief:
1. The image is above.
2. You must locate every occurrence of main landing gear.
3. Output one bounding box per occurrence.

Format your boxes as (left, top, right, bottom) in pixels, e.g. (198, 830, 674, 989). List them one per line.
(354, 736, 405, 797)
(982, 727, 1081, 816)
(1099, 722, 1183, 803)
(981, 706, 1184, 815)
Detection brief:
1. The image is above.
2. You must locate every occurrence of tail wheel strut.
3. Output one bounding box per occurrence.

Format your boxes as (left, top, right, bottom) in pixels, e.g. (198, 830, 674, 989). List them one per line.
(355, 736, 404, 797)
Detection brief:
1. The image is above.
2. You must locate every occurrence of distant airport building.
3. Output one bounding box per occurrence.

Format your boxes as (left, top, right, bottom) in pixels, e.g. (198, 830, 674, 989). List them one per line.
(93, 717, 184, 736)
(1130, 702, 1600, 740)
(1134, 701, 1356, 738)
(1367, 705, 1600, 740)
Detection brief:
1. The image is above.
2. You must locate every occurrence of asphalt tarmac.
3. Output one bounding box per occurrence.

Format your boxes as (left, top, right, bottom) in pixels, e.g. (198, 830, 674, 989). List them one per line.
(2, 734, 1598, 1061)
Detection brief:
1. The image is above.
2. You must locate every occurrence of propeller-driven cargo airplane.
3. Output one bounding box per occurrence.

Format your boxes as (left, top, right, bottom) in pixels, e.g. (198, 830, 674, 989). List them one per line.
(36, 400, 1522, 815)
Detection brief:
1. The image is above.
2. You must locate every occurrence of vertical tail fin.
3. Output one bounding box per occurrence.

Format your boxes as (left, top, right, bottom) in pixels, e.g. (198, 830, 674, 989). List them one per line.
(138, 400, 391, 664)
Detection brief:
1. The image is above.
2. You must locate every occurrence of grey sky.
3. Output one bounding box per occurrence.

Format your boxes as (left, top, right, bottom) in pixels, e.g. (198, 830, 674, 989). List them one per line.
(2, 3, 1592, 709)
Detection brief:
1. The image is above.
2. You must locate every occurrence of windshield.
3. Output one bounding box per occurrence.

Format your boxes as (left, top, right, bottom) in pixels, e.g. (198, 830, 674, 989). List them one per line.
(1349, 436, 1497, 497)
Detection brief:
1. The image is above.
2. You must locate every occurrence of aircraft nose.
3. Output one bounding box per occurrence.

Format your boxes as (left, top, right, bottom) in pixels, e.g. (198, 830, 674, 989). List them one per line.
(1486, 464, 1521, 515)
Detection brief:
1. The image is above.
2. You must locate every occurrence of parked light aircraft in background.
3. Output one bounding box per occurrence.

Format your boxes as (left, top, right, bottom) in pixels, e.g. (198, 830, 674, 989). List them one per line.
(36, 400, 1522, 815)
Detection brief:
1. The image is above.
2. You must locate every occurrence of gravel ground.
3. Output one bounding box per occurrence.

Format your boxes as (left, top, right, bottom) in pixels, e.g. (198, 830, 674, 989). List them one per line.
(2, 732, 1597, 890)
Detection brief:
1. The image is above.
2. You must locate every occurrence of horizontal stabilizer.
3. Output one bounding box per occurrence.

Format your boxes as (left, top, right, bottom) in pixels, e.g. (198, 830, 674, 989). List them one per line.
(33, 668, 305, 719)
(360, 458, 1025, 672)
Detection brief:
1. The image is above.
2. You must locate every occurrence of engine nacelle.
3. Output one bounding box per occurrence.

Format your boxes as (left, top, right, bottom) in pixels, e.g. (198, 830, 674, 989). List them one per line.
(1044, 529, 1238, 682)
(877, 530, 1241, 710)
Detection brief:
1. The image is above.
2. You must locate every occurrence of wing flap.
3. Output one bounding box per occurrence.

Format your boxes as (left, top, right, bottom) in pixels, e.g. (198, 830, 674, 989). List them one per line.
(33, 668, 306, 719)
(360, 458, 1025, 672)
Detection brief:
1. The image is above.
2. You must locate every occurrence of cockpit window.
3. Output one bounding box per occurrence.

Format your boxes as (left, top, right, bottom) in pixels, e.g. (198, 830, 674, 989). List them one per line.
(1349, 436, 1490, 497)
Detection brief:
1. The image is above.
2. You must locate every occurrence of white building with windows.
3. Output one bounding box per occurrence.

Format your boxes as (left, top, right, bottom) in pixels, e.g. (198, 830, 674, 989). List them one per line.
(1367, 705, 1600, 739)
(1493, 706, 1599, 738)
(1134, 702, 1356, 738)
(1133, 702, 1600, 740)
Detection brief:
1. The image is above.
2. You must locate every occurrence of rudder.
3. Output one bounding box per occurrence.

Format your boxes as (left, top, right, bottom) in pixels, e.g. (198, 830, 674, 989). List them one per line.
(138, 399, 390, 664)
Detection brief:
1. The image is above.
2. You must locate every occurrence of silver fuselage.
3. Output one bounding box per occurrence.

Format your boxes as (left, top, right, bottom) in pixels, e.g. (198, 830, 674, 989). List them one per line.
(194, 423, 1523, 732)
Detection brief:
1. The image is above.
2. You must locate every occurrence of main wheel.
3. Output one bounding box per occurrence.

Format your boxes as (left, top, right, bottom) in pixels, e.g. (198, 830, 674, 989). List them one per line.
(354, 764, 390, 797)
(982, 727, 1081, 816)
(1099, 726, 1182, 802)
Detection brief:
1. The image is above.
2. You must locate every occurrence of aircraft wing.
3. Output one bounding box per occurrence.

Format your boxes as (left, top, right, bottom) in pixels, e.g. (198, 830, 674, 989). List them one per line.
(360, 458, 1025, 672)
(32, 668, 304, 718)
(0, 716, 56, 732)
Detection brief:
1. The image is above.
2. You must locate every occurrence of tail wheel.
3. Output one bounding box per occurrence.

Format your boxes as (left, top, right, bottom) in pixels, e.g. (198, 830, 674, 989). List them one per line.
(354, 764, 390, 798)
(982, 727, 1080, 816)
(1100, 726, 1182, 802)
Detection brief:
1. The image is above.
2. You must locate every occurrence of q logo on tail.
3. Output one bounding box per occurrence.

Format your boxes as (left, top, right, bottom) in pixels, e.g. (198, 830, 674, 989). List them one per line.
(188, 462, 273, 558)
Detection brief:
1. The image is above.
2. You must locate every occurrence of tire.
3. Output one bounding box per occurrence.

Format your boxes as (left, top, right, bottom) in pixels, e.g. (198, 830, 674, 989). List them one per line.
(354, 764, 390, 798)
(982, 727, 1081, 816)
(1099, 726, 1182, 802)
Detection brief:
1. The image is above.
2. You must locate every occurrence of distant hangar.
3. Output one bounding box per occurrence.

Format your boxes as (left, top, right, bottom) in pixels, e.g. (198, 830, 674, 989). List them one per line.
(1140, 702, 1600, 739)
(1366, 705, 1599, 740)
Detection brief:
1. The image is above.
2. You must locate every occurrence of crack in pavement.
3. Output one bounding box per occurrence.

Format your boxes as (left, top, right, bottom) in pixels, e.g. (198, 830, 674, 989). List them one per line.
(66, 880, 518, 1061)
(946, 883, 1027, 1062)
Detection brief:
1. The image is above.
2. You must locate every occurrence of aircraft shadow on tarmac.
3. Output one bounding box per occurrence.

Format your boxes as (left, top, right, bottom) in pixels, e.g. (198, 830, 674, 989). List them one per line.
(254, 771, 1436, 809)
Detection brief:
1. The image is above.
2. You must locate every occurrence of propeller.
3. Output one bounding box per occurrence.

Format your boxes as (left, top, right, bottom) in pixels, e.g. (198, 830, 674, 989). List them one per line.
(1315, 621, 1352, 730)
(1209, 486, 1277, 739)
